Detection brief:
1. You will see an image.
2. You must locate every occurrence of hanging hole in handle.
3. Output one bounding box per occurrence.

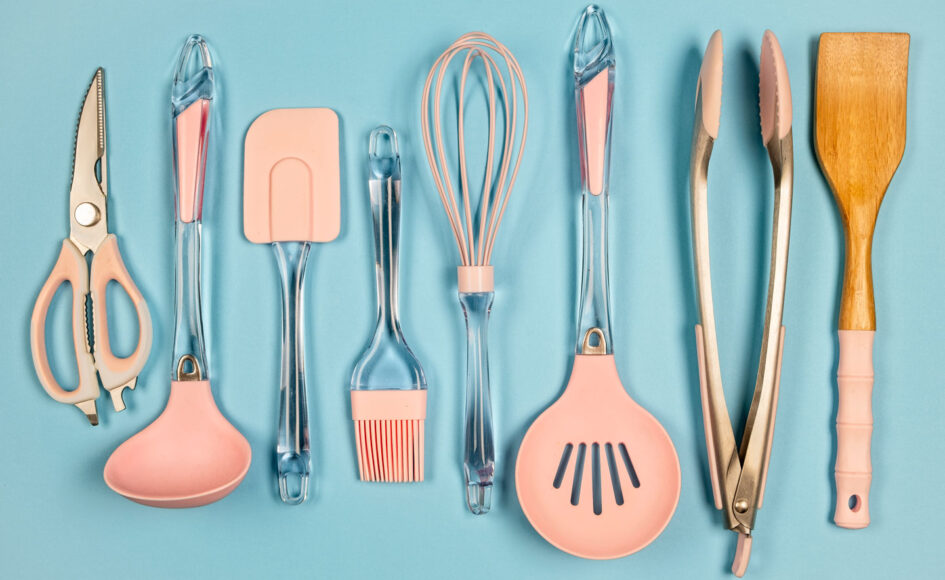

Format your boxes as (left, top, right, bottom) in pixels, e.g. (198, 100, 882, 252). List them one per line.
(582, 328, 607, 355)
(174, 35, 213, 83)
(848, 495, 861, 513)
(176, 354, 202, 381)
(369, 126, 400, 180)
(279, 473, 309, 505)
(574, 6, 611, 73)
(369, 125, 399, 158)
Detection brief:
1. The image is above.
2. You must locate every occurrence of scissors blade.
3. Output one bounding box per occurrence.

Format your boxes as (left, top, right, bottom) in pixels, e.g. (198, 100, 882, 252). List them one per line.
(69, 68, 108, 254)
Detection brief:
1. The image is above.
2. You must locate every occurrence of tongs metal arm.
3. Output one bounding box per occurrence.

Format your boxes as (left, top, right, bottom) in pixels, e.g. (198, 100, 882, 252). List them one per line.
(690, 105, 743, 532)
(732, 129, 793, 531)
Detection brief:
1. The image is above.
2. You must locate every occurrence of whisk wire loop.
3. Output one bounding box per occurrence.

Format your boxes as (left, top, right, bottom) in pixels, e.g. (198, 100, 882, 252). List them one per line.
(421, 32, 528, 267)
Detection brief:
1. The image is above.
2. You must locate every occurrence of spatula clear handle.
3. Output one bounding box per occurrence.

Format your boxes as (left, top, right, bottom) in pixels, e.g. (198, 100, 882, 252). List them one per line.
(274, 241, 311, 505)
(460, 291, 495, 515)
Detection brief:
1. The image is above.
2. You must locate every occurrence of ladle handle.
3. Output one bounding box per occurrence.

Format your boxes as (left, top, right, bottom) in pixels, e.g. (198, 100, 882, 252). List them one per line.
(274, 241, 311, 505)
(460, 291, 495, 515)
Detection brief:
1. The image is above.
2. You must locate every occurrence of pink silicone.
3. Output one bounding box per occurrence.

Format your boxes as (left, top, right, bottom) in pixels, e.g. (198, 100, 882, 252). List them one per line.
(350, 390, 427, 420)
(175, 99, 210, 223)
(104, 380, 251, 508)
(351, 391, 427, 482)
(90, 234, 153, 407)
(733, 533, 752, 577)
(698, 30, 724, 139)
(581, 70, 610, 196)
(515, 355, 680, 559)
(29, 240, 99, 406)
(243, 108, 340, 244)
(457, 265, 495, 293)
(760, 30, 792, 143)
(835, 329, 874, 528)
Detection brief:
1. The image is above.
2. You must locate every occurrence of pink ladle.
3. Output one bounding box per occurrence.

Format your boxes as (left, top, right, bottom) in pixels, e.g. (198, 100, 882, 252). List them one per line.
(104, 380, 251, 508)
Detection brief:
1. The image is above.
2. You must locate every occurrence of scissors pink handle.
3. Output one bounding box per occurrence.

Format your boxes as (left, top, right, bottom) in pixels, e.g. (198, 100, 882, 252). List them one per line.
(90, 234, 153, 410)
(30, 235, 152, 424)
(30, 240, 100, 422)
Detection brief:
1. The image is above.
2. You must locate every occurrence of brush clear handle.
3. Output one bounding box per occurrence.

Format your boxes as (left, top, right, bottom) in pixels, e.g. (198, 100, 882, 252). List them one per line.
(274, 241, 311, 505)
(460, 291, 495, 515)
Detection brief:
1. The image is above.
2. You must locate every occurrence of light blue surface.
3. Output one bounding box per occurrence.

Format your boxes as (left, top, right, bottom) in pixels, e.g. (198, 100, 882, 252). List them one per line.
(1, 0, 943, 577)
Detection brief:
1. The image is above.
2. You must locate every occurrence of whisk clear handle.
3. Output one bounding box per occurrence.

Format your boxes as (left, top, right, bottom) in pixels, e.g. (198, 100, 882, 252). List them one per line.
(460, 290, 495, 515)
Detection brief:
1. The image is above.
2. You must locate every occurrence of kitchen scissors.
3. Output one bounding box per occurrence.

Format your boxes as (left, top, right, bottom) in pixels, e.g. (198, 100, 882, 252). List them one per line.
(30, 68, 152, 426)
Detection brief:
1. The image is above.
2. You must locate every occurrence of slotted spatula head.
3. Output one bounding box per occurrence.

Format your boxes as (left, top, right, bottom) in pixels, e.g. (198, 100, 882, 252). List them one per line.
(815, 33, 909, 329)
(515, 355, 680, 559)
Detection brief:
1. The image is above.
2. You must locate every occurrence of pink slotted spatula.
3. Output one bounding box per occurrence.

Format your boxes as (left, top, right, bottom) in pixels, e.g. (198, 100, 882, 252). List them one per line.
(514, 6, 680, 559)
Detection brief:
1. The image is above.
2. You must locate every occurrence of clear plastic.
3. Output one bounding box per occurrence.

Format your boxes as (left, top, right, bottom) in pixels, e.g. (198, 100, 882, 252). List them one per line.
(274, 241, 311, 504)
(351, 127, 426, 392)
(459, 291, 495, 514)
(573, 5, 616, 354)
(171, 222, 209, 378)
(171, 34, 213, 225)
(170, 35, 213, 379)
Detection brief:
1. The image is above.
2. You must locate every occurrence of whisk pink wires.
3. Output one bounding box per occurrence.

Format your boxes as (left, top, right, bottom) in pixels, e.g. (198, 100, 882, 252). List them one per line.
(421, 32, 528, 269)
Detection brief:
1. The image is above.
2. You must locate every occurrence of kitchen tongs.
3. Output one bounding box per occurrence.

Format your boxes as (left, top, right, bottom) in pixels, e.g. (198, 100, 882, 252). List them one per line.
(689, 31, 793, 577)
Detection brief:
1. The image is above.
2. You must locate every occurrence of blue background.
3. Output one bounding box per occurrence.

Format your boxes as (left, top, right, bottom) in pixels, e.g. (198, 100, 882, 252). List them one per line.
(1, 0, 942, 578)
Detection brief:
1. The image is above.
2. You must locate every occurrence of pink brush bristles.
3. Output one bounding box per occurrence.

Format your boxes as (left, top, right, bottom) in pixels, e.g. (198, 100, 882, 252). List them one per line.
(351, 390, 427, 482)
(354, 419, 425, 482)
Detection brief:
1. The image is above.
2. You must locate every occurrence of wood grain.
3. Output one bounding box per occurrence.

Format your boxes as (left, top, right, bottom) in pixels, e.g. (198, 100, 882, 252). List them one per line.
(815, 33, 909, 331)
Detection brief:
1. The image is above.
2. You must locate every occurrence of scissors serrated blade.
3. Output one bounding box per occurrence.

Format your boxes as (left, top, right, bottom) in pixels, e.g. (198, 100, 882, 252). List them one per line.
(69, 68, 108, 254)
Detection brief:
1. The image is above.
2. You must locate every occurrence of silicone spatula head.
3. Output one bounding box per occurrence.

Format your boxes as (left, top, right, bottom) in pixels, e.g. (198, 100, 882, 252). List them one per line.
(243, 108, 341, 243)
(815, 33, 909, 329)
(515, 356, 680, 559)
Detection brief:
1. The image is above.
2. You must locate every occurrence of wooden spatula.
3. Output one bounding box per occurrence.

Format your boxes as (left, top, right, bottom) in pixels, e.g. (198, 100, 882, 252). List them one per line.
(814, 32, 909, 529)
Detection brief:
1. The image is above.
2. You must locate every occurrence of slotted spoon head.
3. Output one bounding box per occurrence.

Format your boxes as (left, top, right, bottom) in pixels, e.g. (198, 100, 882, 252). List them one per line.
(515, 355, 680, 558)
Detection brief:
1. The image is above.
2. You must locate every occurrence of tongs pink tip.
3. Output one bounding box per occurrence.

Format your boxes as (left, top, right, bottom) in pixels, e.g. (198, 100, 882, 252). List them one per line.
(697, 31, 724, 139)
(759, 30, 792, 143)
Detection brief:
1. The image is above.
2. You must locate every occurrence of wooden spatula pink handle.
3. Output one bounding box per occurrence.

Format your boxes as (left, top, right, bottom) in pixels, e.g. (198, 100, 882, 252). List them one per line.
(835, 329, 874, 528)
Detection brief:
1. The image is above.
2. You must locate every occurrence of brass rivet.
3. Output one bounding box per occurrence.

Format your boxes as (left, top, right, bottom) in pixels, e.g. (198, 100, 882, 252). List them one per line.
(734, 499, 749, 513)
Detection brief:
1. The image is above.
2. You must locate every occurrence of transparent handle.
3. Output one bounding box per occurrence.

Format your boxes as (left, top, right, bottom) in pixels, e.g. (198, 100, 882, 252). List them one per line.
(459, 291, 495, 515)
(171, 221, 209, 378)
(274, 241, 311, 505)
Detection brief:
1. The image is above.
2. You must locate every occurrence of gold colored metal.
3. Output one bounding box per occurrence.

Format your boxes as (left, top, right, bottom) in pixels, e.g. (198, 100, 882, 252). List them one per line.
(581, 328, 607, 355)
(690, 88, 793, 538)
(176, 354, 203, 381)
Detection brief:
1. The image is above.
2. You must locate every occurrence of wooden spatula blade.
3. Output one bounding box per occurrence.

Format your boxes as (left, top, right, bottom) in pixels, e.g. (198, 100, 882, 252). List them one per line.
(815, 33, 909, 210)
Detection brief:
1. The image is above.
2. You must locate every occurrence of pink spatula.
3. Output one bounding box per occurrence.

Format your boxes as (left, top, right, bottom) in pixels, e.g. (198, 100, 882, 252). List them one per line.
(104, 36, 251, 508)
(244, 107, 340, 504)
(515, 6, 680, 558)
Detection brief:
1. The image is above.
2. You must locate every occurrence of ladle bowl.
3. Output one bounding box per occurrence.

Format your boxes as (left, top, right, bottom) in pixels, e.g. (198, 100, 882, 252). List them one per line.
(104, 380, 251, 508)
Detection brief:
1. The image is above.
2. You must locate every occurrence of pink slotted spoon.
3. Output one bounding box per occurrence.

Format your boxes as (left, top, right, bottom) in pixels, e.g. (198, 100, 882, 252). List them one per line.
(514, 6, 680, 558)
